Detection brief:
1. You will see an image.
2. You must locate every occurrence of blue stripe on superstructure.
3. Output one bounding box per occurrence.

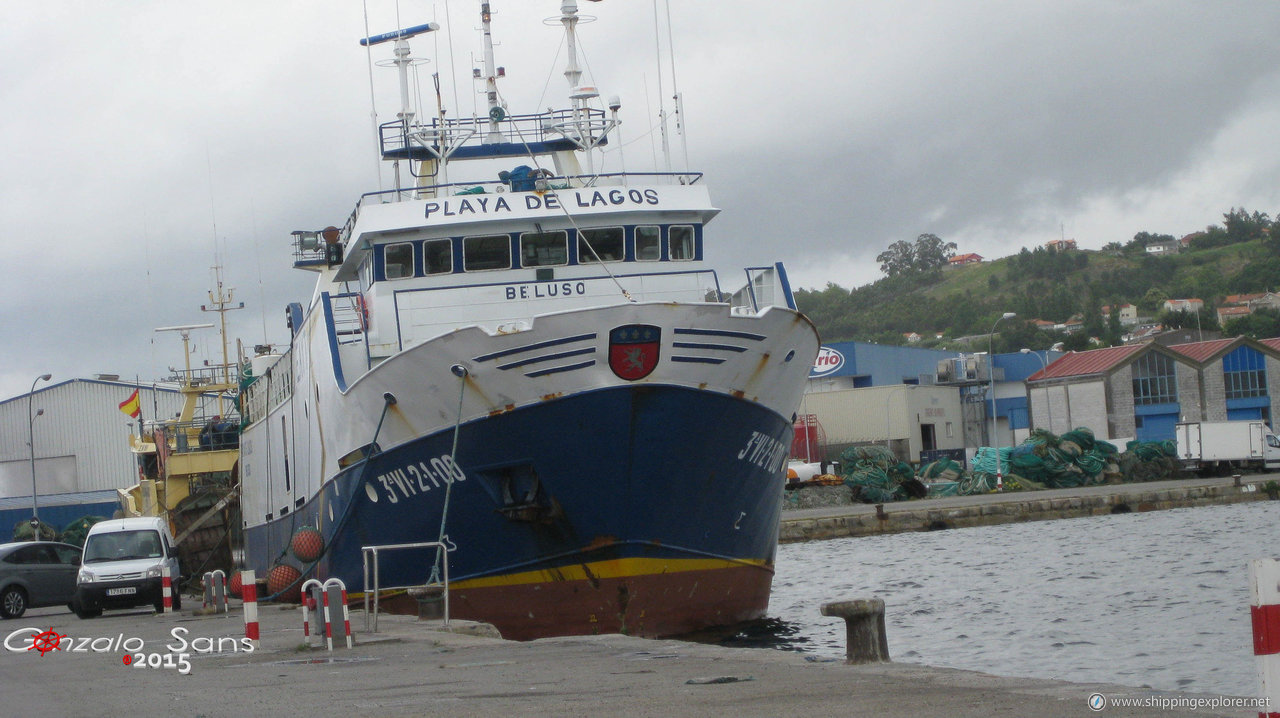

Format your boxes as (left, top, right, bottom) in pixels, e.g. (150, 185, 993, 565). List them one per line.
(775, 261, 798, 310)
(320, 293, 349, 391)
(474, 333, 597, 362)
(671, 356, 726, 365)
(672, 341, 748, 353)
(497, 347, 596, 370)
(674, 328, 766, 341)
(391, 269, 717, 297)
(524, 360, 596, 377)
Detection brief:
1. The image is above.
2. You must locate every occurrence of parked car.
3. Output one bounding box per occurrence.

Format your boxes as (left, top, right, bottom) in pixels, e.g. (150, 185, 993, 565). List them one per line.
(0, 541, 82, 619)
(74, 516, 181, 618)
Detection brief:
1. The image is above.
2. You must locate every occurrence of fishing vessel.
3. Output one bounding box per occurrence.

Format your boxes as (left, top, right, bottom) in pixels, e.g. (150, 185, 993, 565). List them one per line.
(238, 1, 819, 640)
(119, 277, 243, 582)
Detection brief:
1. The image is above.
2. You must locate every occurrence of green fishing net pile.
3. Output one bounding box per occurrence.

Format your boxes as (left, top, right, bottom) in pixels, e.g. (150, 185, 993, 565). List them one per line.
(837, 445, 926, 503)
(1118, 439, 1182, 482)
(969, 427, 1120, 491)
(826, 427, 1186, 504)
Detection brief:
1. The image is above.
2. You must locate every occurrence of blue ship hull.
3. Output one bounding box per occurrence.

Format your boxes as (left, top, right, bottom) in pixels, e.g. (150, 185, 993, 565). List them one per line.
(245, 384, 793, 638)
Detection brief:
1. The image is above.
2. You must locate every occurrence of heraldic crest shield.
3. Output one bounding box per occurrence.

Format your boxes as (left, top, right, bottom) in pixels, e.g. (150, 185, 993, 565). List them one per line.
(608, 324, 661, 380)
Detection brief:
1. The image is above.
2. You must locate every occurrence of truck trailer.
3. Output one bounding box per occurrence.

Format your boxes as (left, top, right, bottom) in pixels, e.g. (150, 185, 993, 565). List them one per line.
(1174, 420, 1280, 473)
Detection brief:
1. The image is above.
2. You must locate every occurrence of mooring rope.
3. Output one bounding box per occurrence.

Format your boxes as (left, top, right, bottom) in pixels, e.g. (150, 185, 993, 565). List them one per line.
(428, 365, 468, 586)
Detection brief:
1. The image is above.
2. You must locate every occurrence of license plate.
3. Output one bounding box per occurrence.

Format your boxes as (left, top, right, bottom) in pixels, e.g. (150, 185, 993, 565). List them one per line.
(106, 587, 136, 596)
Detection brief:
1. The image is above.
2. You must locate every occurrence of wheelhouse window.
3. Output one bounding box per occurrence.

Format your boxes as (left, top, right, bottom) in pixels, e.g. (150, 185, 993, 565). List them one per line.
(578, 227, 625, 263)
(670, 225, 695, 261)
(520, 231, 568, 267)
(383, 242, 414, 280)
(1132, 351, 1177, 405)
(464, 234, 511, 271)
(1224, 345, 1268, 399)
(635, 226, 661, 261)
(424, 239, 453, 275)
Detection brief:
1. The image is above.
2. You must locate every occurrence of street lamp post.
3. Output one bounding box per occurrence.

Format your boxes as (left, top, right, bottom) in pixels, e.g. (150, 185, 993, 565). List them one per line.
(885, 384, 909, 458)
(1020, 348, 1050, 434)
(989, 313, 1015, 490)
(27, 373, 51, 538)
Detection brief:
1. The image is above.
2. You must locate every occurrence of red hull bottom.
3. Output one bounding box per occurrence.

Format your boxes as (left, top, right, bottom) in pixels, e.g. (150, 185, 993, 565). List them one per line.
(377, 561, 774, 641)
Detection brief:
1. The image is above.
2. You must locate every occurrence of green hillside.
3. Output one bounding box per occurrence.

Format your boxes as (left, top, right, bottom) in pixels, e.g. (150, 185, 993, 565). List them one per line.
(794, 214, 1280, 352)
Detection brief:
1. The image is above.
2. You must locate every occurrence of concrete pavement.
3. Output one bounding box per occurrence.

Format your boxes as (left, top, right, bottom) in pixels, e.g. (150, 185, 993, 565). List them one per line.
(1, 599, 1264, 717)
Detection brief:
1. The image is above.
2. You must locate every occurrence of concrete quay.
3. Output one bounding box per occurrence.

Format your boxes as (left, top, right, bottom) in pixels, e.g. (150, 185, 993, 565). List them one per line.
(3, 602, 1263, 717)
(780, 474, 1277, 542)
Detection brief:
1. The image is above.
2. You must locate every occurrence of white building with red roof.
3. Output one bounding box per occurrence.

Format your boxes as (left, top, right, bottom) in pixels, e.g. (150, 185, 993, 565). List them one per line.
(947, 253, 984, 266)
(1025, 336, 1280, 442)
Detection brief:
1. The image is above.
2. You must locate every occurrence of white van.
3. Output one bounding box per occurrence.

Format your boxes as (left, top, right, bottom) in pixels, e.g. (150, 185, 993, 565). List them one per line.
(74, 516, 181, 618)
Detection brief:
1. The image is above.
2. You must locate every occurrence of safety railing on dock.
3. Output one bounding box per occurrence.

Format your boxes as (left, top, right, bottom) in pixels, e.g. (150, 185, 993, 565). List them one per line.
(361, 541, 450, 632)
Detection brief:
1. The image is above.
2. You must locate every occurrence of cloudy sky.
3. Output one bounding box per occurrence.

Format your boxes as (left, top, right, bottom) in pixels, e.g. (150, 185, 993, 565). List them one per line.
(5, 1, 1280, 401)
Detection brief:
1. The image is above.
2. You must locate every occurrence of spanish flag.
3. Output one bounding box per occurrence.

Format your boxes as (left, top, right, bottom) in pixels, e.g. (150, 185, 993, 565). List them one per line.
(118, 389, 141, 419)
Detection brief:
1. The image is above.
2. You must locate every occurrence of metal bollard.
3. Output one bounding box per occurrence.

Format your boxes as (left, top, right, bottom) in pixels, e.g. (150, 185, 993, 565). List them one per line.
(203, 570, 228, 613)
(300, 579, 324, 648)
(821, 598, 891, 664)
(321, 578, 353, 650)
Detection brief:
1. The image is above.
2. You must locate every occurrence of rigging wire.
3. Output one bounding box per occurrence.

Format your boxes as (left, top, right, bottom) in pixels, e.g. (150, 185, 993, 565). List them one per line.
(642, 74, 658, 169)
(444, 0, 461, 129)
(362, 0, 384, 191)
(495, 86, 633, 303)
(534, 34, 567, 114)
(663, 0, 689, 173)
(651, 0, 669, 171)
(250, 200, 269, 345)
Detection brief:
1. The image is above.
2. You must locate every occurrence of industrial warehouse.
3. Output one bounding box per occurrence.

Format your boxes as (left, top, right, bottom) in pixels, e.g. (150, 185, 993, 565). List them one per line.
(796, 336, 1280, 467)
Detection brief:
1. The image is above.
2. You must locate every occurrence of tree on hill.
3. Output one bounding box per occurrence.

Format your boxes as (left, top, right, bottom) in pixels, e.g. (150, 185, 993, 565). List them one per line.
(875, 234, 956, 277)
(1223, 207, 1270, 244)
(1132, 231, 1176, 247)
(1105, 309, 1123, 347)
(876, 240, 916, 278)
(1138, 287, 1168, 314)
(1124, 231, 1173, 257)
(1160, 308, 1219, 332)
(992, 319, 1044, 353)
(914, 233, 957, 272)
(1083, 291, 1105, 339)
(1007, 245, 1079, 281)
(1229, 256, 1280, 293)
(1225, 308, 1280, 339)
(795, 206, 1271, 347)
(1189, 207, 1269, 251)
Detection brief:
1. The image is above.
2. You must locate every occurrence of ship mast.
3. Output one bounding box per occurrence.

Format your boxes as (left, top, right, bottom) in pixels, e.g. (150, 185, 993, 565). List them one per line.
(480, 2, 505, 144)
(360, 21, 442, 197)
(201, 264, 244, 416)
(550, 0, 618, 176)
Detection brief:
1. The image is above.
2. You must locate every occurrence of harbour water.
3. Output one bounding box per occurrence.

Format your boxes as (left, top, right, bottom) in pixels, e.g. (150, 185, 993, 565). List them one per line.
(769, 500, 1280, 697)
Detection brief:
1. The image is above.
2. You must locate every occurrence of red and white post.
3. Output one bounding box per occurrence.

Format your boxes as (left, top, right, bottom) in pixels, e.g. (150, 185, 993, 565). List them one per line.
(242, 570, 259, 650)
(214, 569, 228, 613)
(337, 584, 352, 650)
(161, 566, 173, 614)
(321, 578, 352, 651)
(300, 579, 323, 648)
(1248, 558, 1280, 717)
(203, 570, 229, 613)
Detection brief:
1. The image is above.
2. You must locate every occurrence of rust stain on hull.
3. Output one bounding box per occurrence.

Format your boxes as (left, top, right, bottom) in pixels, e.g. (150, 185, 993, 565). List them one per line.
(446, 564, 772, 641)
